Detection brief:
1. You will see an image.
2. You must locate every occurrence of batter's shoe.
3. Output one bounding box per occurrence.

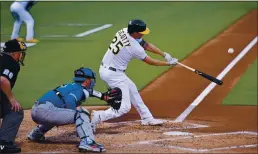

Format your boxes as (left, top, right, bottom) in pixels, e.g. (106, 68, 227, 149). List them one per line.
(141, 118, 164, 126)
(78, 138, 105, 152)
(0, 140, 21, 153)
(91, 110, 101, 133)
(27, 126, 45, 142)
(26, 38, 39, 43)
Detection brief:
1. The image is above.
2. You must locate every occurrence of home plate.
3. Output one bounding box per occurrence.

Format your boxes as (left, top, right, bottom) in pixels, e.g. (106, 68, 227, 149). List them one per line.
(163, 131, 193, 136)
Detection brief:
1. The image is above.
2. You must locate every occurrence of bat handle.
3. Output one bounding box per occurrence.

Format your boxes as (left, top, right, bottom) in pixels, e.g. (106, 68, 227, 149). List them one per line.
(176, 62, 195, 72)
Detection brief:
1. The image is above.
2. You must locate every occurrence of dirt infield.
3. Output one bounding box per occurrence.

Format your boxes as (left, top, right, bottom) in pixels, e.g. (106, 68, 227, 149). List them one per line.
(16, 10, 257, 153)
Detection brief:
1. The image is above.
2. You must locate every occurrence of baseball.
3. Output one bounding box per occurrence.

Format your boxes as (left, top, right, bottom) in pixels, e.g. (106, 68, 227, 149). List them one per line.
(228, 48, 234, 54)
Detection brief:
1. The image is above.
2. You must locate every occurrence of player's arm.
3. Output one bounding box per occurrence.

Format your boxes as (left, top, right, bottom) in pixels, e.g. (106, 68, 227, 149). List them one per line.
(139, 40, 177, 63)
(0, 76, 15, 102)
(143, 42, 166, 57)
(143, 56, 169, 66)
(134, 45, 177, 66)
(0, 76, 21, 111)
(90, 90, 111, 101)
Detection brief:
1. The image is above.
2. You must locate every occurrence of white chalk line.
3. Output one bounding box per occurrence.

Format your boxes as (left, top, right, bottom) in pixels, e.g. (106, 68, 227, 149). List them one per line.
(167, 144, 258, 152)
(126, 131, 258, 152)
(1, 23, 112, 38)
(74, 24, 113, 37)
(40, 34, 70, 38)
(175, 36, 258, 122)
(39, 23, 102, 27)
(105, 119, 209, 129)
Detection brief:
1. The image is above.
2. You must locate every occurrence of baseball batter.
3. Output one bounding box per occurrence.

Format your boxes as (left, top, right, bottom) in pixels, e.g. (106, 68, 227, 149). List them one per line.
(27, 67, 122, 153)
(91, 19, 178, 131)
(10, 0, 38, 43)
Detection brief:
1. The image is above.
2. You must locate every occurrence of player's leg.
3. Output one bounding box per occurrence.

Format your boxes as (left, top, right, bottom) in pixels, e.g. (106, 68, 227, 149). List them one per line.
(17, 8, 37, 42)
(75, 107, 105, 152)
(29, 102, 104, 152)
(0, 101, 24, 153)
(28, 124, 54, 142)
(127, 77, 164, 126)
(91, 82, 131, 130)
(91, 68, 131, 131)
(10, 4, 22, 40)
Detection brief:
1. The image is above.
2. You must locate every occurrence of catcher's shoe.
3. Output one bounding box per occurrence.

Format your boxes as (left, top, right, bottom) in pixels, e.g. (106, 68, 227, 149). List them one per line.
(27, 126, 45, 142)
(78, 138, 105, 152)
(91, 110, 101, 133)
(141, 118, 164, 126)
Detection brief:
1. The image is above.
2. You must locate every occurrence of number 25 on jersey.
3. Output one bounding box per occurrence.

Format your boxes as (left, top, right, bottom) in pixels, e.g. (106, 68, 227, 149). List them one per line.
(108, 36, 123, 55)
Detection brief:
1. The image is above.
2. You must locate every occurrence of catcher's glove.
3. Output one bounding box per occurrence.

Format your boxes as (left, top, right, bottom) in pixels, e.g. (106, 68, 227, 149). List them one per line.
(101, 87, 122, 110)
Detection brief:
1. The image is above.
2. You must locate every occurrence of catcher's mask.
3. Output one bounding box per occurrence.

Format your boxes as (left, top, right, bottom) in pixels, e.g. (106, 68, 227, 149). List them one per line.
(2, 39, 27, 66)
(73, 67, 96, 89)
(127, 19, 150, 35)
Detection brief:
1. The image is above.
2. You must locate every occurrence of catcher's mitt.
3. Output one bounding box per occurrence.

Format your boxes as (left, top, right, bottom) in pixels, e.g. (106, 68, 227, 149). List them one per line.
(101, 87, 122, 110)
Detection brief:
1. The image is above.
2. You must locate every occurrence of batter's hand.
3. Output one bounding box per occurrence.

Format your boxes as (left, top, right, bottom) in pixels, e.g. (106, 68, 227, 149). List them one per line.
(10, 99, 22, 112)
(163, 52, 173, 62)
(168, 58, 178, 66)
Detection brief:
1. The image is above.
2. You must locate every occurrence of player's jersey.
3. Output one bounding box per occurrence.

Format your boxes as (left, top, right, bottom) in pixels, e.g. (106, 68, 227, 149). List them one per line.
(37, 82, 90, 110)
(101, 28, 147, 71)
(13, 0, 38, 10)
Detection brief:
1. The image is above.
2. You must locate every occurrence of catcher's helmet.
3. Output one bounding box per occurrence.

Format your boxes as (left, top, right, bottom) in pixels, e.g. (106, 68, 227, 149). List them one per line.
(73, 67, 96, 82)
(127, 19, 150, 35)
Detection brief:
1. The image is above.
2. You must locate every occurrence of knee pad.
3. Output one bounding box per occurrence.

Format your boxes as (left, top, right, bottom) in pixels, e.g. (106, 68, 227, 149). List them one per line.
(75, 107, 95, 141)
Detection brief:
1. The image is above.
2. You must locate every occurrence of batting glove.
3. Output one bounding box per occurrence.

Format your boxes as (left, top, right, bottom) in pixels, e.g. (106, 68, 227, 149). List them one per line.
(168, 58, 178, 65)
(163, 52, 173, 62)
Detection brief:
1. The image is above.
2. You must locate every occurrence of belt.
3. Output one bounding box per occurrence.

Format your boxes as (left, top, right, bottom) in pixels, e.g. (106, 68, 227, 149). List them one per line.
(101, 62, 125, 72)
(34, 101, 44, 106)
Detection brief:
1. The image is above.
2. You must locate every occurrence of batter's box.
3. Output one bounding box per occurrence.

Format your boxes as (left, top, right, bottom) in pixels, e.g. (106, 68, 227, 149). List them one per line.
(98, 119, 208, 134)
(136, 131, 258, 152)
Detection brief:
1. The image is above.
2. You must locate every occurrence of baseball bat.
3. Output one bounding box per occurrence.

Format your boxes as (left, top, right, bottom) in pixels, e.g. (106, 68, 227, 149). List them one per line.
(176, 62, 223, 85)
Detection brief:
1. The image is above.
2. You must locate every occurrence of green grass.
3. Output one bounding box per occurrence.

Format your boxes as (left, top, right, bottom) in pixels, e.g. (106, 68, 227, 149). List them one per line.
(223, 59, 257, 106)
(1, 2, 257, 108)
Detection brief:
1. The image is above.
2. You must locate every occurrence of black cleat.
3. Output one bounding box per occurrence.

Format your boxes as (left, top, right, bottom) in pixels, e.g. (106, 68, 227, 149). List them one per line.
(0, 140, 21, 153)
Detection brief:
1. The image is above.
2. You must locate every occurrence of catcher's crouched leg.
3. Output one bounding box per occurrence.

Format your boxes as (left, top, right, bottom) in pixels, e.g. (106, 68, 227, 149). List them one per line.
(75, 107, 105, 152)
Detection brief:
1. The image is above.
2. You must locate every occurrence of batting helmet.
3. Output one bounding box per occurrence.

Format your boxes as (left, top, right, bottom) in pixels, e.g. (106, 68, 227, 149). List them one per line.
(127, 19, 150, 35)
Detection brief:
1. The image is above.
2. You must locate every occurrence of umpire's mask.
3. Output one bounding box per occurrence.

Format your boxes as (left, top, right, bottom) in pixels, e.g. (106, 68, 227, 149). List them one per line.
(2, 39, 27, 66)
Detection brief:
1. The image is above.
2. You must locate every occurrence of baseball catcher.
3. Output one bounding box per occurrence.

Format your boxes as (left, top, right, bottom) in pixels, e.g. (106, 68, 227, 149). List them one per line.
(27, 67, 121, 153)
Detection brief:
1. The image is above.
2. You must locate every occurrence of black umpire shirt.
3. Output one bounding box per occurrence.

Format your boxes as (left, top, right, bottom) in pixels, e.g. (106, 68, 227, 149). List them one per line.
(0, 53, 20, 104)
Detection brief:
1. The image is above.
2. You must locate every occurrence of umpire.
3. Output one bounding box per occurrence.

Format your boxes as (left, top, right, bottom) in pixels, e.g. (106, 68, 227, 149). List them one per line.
(0, 39, 27, 153)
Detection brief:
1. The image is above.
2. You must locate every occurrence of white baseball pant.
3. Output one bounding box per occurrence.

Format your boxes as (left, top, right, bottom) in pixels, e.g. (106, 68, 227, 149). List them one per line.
(10, 2, 34, 40)
(96, 64, 154, 122)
